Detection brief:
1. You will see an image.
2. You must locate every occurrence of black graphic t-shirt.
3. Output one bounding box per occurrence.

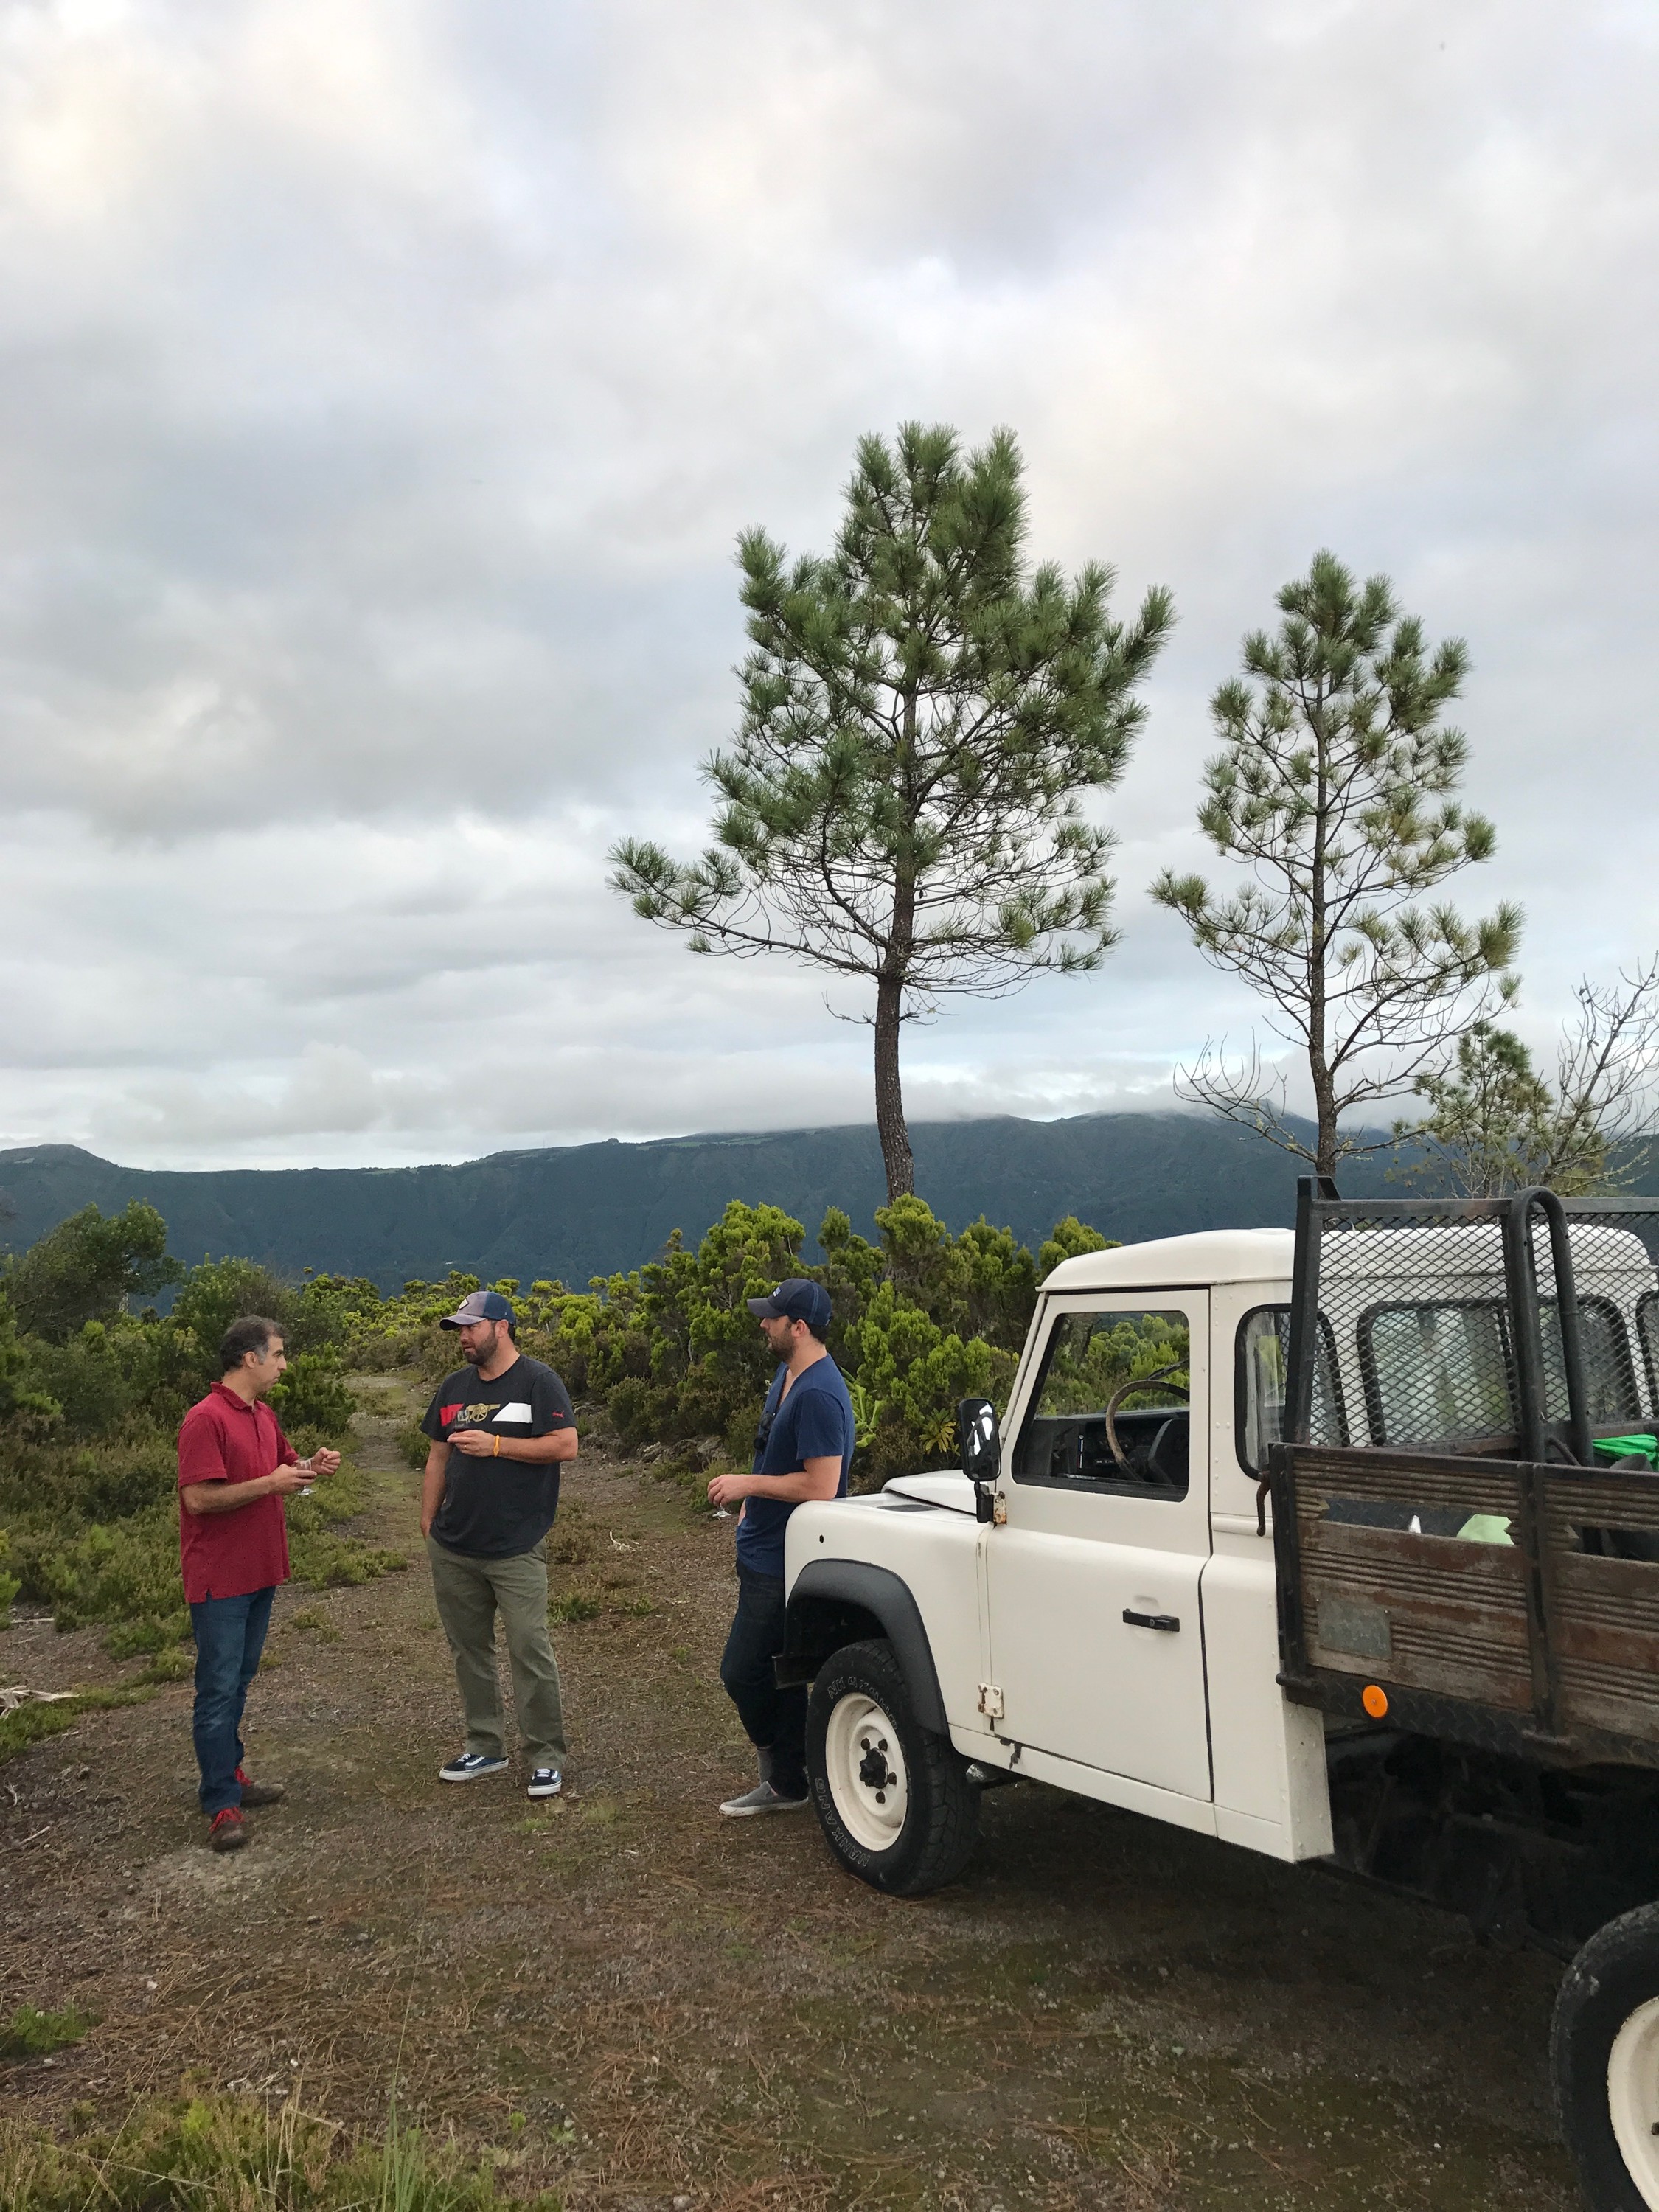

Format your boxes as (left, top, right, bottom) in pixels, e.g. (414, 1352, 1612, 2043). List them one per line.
(420, 1354, 575, 1559)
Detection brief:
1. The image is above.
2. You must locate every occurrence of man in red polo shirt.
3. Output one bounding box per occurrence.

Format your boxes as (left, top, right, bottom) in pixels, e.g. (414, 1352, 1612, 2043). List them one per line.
(177, 1314, 341, 1852)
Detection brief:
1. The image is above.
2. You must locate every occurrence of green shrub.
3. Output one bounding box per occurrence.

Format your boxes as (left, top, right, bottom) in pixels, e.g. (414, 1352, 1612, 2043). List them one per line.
(0, 1528, 18, 1630)
(0, 1292, 58, 1427)
(270, 1350, 357, 1437)
(504, 1193, 1113, 1484)
(3, 1200, 177, 1343)
(0, 1432, 394, 1655)
(1, 2005, 95, 2059)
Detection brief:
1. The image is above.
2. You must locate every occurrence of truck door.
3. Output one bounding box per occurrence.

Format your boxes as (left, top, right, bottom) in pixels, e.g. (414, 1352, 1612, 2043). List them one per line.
(985, 1294, 1212, 1800)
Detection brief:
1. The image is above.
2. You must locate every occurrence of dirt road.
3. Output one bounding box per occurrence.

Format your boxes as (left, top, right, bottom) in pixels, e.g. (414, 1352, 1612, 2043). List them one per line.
(0, 1377, 1580, 2209)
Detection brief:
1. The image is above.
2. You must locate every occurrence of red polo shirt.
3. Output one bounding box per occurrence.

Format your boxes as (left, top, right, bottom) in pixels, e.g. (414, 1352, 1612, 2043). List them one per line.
(176, 1381, 299, 1604)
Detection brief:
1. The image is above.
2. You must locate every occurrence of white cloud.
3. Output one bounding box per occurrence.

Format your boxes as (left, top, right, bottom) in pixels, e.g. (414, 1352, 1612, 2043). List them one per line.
(0, 0, 1654, 1167)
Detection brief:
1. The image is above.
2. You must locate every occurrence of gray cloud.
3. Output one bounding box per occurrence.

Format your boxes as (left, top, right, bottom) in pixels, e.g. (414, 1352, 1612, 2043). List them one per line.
(0, 0, 1654, 1168)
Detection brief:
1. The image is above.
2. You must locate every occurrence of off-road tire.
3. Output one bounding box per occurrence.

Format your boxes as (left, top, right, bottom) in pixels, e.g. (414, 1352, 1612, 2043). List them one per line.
(1552, 1904, 1659, 2211)
(805, 1637, 978, 1896)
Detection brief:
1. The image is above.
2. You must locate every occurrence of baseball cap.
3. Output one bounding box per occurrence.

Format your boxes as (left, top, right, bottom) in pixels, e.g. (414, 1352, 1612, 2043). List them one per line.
(439, 1289, 517, 1330)
(745, 1278, 833, 1333)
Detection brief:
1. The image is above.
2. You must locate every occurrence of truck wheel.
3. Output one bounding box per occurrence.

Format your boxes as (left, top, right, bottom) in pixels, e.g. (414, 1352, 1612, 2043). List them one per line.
(805, 1638, 978, 1897)
(1552, 1905, 1659, 2211)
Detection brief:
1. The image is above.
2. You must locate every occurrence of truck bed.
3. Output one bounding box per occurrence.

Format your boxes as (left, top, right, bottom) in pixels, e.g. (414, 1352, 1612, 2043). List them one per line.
(1273, 1440, 1659, 1768)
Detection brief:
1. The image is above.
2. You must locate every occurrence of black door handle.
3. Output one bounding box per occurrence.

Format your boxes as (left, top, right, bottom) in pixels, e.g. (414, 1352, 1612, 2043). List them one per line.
(1122, 1609, 1180, 1632)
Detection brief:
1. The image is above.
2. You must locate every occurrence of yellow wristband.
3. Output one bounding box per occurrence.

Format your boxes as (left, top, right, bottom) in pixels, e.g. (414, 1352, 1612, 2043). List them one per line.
(493, 1434, 500, 1458)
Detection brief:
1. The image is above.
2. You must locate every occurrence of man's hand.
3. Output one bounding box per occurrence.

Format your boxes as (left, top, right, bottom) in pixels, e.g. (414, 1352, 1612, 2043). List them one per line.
(306, 1448, 343, 1478)
(268, 1467, 311, 1496)
(448, 1426, 497, 1458)
(707, 1472, 751, 1509)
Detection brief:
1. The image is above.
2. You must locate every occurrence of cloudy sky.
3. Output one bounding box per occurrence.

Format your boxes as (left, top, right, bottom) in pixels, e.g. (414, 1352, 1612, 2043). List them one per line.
(1, 0, 1655, 1169)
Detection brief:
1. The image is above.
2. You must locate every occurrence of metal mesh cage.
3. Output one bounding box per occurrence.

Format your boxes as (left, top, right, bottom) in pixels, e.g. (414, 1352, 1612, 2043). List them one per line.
(1290, 1192, 1659, 1466)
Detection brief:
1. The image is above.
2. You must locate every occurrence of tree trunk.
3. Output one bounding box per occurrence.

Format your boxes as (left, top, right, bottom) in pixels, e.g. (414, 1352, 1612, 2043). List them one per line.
(1312, 1054, 1338, 1181)
(874, 973, 914, 1200)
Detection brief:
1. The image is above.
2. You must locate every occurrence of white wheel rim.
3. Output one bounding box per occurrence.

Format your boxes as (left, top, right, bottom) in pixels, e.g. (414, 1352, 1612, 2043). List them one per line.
(1607, 1994, 1659, 2205)
(824, 1691, 908, 1854)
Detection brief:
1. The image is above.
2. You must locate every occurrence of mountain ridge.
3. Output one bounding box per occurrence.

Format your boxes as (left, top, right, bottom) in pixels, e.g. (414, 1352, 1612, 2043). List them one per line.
(0, 1111, 1447, 1291)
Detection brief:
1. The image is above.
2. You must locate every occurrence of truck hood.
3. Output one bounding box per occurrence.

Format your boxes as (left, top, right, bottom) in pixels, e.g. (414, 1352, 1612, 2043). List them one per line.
(880, 1469, 978, 1516)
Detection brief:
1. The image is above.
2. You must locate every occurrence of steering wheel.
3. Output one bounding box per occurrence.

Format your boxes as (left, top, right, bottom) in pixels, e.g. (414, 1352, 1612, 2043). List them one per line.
(1105, 1364, 1189, 1478)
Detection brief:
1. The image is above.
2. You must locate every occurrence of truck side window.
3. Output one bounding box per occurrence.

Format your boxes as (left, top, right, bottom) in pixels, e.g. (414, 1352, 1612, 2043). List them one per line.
(1540, 1296, 1643, 1427)
(1640, 1293, 1659, 1413)
(1235, 1307, 1347, 1475)
(1358, 1301, 1515, 1449)
(1011, 1310, 1191, 1496)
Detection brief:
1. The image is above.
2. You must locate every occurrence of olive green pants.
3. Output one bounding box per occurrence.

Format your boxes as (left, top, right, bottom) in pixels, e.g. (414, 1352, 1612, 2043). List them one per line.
(426, 1535, 567, 1767)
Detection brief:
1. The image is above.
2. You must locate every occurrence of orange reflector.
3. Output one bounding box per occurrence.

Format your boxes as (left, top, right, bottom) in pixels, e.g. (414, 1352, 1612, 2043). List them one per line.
(1362, 1684, 1389, 1719)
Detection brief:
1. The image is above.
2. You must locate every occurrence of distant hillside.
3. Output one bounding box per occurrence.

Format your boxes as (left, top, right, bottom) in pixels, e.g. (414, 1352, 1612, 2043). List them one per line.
(4, 1110, 1630, 1293)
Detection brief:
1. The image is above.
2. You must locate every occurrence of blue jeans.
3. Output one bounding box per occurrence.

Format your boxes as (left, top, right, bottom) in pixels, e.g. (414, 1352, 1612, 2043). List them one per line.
(719, 1564, 806, 1796)
(189, 1585, 276, 1815)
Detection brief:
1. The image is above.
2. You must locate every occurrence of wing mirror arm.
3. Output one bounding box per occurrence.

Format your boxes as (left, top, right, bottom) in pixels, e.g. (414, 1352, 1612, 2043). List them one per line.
(957, 1397, 1002, 1525)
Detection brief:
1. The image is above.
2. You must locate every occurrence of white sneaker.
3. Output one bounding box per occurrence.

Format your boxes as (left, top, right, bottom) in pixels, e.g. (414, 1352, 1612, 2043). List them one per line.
(526, 1767, 563, 1799)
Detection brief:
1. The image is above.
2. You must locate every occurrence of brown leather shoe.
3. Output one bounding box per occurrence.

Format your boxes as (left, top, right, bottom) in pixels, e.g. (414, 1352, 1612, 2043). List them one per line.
(209, 1808, 247, 1852)
(235, 1767, 285, 1808)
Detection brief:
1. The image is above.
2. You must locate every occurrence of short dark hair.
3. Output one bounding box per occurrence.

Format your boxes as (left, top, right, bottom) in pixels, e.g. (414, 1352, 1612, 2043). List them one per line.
(220, 1315, 282, 1374)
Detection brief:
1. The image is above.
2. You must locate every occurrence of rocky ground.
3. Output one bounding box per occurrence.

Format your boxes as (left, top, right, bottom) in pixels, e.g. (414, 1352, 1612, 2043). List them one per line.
(0, 1375, 1580, 2209)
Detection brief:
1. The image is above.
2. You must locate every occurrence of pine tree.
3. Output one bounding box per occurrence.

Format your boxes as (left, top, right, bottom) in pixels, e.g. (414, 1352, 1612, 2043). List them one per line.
(611, 422, 1172, 1200)
(1406, 961, 1659, 1194)
(1152, 551, 1521, 1180)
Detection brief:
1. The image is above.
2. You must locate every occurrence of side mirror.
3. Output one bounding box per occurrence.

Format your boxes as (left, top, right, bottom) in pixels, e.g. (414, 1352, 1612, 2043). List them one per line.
(958, 1397, 1001, 1524)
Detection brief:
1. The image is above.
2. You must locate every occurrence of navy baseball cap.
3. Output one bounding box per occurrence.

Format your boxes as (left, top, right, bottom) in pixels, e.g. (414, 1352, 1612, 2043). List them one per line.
(439, 1289, 517, 1330)
(745, 1278, 832, 1332)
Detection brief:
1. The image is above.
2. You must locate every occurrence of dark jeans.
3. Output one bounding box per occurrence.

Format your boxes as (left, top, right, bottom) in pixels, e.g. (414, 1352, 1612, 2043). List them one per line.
(189, 1585, 276, 1815)
(719, 1562, 806, 1795)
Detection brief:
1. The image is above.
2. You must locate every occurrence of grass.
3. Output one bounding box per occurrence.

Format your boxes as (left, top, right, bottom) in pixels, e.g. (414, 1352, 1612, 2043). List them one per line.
(0, 2089, 560, 2211)
(546, 1590, 601, 1624)
(289, 1607, 344, 1644)
(0, 2006, 96, 2061)
(0, 1685, 155, 1767)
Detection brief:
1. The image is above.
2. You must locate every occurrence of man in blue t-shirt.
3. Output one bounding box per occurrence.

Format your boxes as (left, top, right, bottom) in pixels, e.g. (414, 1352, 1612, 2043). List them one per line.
(707, 1278, 854, 1816)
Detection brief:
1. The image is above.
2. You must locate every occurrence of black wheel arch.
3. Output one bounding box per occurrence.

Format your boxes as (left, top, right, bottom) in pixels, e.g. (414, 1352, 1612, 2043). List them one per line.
(778, 1560, 948, 1735)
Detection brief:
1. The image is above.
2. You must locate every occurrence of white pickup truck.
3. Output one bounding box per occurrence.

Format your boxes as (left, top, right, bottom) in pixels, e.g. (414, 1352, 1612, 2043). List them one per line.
(779, 1186, 1659, 2212)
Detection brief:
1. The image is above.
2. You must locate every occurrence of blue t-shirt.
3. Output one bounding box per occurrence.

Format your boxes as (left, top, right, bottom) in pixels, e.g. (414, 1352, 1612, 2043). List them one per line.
(735, 1354, 855, 1576)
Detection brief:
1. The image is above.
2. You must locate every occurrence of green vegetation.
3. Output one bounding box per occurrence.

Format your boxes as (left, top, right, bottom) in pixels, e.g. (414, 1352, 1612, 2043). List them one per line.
(352, 1192, 1116, 1487)
(1154, 549, 1522, 1180)
(1402, 962, 1659, 1196)
(1035, 1310, 1192, 1417)
(0, 1183, 1112, 1686)
(611, 420, 1173, 1200)
(1, 2005, 95, 2061)
(0, 1686, 153, 1764)
(0, 2090, 556, 2211)
(0, 1208, 400, 1676)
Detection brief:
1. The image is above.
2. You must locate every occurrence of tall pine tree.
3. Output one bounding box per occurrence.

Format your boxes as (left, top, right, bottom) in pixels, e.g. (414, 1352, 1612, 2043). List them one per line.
(1154, 552, 1521, 1179)
(612, 423, 1172, 1199)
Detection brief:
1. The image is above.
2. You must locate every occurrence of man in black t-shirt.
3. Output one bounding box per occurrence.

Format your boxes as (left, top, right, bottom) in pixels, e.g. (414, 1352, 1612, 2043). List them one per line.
(419, 1290, 578, 1798)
